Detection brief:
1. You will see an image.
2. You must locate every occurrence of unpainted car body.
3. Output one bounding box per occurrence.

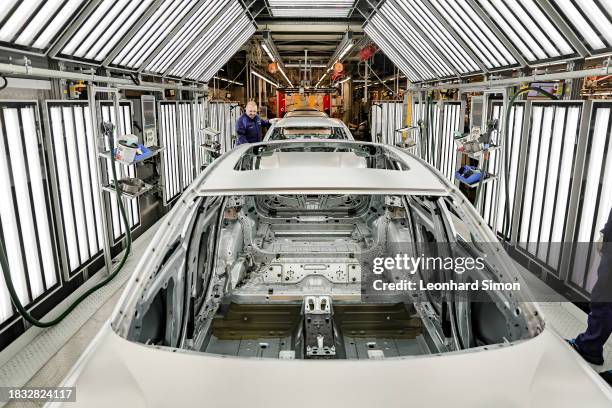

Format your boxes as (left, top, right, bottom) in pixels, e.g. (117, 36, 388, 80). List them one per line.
(48, 141, 612, 408)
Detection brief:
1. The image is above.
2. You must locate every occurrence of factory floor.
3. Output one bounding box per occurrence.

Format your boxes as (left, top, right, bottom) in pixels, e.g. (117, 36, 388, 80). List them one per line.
(0, 219, 610, 407)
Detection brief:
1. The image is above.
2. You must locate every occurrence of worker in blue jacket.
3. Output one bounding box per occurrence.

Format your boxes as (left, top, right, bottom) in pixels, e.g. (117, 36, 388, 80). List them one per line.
(235, 101, 270, 146)
(568, 207, 612, 367)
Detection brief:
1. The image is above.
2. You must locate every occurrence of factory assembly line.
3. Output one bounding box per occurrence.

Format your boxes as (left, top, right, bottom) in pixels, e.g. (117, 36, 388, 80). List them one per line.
(0, 0, 611, 407)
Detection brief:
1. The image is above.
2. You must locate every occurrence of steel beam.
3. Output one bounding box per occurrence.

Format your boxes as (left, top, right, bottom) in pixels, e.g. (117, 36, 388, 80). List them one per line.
(0, 62, 207, 92)
(409, 66, 612, 91)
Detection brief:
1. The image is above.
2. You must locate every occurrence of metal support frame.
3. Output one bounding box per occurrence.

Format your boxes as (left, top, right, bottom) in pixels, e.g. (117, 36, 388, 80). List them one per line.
(411, 66, 612, 91)
(484, 88, 509, 230)
(101, 0, 166, 67)
(0, 62, 205, 92)
(136, 0, 210, 74)
(509, 99, 531, 244)
(558, 100, 593, 283)
(464, 0, 528, 68)
(86, 85, 123, 276)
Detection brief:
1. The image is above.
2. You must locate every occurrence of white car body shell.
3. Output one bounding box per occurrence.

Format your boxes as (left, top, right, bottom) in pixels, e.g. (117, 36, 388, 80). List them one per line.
(47, 141, 612, 407)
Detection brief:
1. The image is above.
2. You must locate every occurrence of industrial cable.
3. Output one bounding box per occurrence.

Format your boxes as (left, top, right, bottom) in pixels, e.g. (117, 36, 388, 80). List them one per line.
(500, 87, 557, 239)
(366, 61, 396, 94)
(0, 121, 132, 328)
(0, 74, 7, 91)
(128, 74, 140, 86)
(222, 63, 248, 91)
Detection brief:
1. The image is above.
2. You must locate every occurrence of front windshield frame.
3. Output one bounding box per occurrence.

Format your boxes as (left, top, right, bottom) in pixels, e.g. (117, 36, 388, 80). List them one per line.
(269, 126, 349, 140)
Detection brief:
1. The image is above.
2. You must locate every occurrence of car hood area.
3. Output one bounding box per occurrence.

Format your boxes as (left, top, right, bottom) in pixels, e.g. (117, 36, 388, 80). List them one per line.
(49, 323, 612, 408)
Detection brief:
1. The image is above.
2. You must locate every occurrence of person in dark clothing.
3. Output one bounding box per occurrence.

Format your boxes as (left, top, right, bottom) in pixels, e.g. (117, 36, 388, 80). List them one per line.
(568, 207, 612, 366)
(235, 101, 270, 146)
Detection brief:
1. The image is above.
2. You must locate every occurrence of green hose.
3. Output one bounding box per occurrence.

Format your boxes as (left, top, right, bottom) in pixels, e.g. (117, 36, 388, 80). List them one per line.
(0, 122, 132, 328)
(501, 86, 557, 239)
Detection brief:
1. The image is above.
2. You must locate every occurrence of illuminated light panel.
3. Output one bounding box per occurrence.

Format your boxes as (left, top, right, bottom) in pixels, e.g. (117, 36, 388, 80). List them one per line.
(209, 102, 240, 153)
(112, 0, 200, 68)
(48, 102, 105, 275)
(160, 102, 182, 204)
(476, 0, 575, 62)
(550, 0, 612, 52)
(379, 1, 454, 78)
(178, 102, 195, 188)
(520, 103, 581, 273)
(430, 0, 516, 68)
(571, 103, 612, 290)
(146, 0, 247, 75)
(0, 0, 87, 51)
(268, 0, 355, 17)
(363, 26, 421, 82)
(0, 102, 59, 321)
(60, 0, 154, 61)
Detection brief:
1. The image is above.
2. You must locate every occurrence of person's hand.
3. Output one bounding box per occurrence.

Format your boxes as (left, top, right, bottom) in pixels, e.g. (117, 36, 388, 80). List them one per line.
(597, 231, 604, 254)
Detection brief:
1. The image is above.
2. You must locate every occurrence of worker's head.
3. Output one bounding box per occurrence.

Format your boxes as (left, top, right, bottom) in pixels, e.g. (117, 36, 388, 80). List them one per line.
(246, 101, 258, 119)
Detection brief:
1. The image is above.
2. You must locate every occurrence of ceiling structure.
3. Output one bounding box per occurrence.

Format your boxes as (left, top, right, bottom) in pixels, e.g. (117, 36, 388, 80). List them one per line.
(0, 0, 610, 87)
(363, 0, 612, 83)
(253, 1, 366, 64)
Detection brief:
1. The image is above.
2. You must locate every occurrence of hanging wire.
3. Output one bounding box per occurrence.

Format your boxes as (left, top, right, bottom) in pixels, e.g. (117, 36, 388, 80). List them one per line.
(366, 61, 396, 94)
(222, 63, 248, 91)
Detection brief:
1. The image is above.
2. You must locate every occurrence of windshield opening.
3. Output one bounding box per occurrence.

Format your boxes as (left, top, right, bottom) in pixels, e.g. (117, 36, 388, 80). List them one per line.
(270, 126, 349, 140)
